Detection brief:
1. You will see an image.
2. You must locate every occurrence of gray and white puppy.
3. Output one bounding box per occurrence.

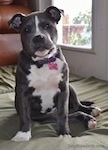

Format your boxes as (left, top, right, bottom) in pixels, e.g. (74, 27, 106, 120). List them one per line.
(9, 6, 101, 142)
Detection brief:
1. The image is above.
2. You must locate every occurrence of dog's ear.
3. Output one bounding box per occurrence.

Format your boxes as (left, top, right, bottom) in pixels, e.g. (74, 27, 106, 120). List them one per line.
(8, 13, 26, 32)
(45, 6, 64, 24)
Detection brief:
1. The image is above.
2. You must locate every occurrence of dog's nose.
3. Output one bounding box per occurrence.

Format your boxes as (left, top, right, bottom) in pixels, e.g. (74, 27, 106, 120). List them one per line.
(32, 35, 45, 43)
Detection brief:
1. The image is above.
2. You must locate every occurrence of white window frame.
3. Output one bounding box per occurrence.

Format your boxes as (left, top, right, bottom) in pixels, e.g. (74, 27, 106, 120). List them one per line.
(36, 0, 108, 80)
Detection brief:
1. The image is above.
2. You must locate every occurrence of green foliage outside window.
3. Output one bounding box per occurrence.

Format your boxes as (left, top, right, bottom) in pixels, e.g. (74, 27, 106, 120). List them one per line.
(70, 11, 92, 47)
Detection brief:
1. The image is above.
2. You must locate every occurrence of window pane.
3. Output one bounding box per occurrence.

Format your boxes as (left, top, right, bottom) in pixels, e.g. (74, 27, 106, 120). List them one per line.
(53, 0, 92, 48)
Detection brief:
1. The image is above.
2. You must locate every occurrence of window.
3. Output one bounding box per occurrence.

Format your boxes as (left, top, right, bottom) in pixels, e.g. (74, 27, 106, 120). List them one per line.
(52, 0, 92, 49)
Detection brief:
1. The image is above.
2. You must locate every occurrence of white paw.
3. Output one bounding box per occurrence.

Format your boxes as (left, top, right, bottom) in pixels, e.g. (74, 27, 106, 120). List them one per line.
(88, 119, 97, 129)
(59, 134, 71, 138)
(11, 131, 31, 142)
(91, 107, 101, 117)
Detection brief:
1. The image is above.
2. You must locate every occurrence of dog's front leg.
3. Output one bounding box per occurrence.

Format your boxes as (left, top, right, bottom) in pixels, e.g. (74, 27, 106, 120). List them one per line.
(12, 93, 31, 142)
(56, 83, 71, 137)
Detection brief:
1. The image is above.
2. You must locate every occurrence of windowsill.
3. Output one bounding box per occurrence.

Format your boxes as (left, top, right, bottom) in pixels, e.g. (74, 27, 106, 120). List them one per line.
(59, 44, 95, 54)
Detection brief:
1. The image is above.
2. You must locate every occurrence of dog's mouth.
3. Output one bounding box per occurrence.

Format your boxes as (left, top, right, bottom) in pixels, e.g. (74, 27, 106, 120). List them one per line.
(34, 47, 56, 58)
(34, 48, 50, 58)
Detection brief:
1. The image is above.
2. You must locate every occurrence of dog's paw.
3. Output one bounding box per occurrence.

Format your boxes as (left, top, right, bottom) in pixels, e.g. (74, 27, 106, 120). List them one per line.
(91, 107, 101, 117)
(88, 119, 97, 129)
(59, 134, 72, 138)
(11, 131, 31, 142)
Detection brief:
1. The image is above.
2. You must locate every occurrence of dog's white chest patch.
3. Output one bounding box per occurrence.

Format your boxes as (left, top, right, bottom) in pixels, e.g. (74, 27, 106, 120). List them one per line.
(27, 59, 64, 113)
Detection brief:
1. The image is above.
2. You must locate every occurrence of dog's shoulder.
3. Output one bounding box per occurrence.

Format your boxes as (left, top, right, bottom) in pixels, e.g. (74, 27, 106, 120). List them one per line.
(18, 50, 32, 66)
(56, 47, 69, 74)
(16, 50, 32, 80)
(56, 47, 67, 62)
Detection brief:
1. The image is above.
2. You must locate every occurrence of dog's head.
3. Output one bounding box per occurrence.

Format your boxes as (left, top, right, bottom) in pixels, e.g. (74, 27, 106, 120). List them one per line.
(9, 6, 64, 60)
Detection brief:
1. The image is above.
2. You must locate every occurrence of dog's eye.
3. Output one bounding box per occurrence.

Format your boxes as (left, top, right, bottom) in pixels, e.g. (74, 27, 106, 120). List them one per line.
(40, 22, 52, 30)
(43, 23, 51, 30)
(45, 23, 50, 29)
(24, 26, 32, 33)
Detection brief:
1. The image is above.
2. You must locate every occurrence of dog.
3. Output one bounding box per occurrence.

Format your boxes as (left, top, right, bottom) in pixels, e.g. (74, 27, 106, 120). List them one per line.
(9, 6, 101, 142)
